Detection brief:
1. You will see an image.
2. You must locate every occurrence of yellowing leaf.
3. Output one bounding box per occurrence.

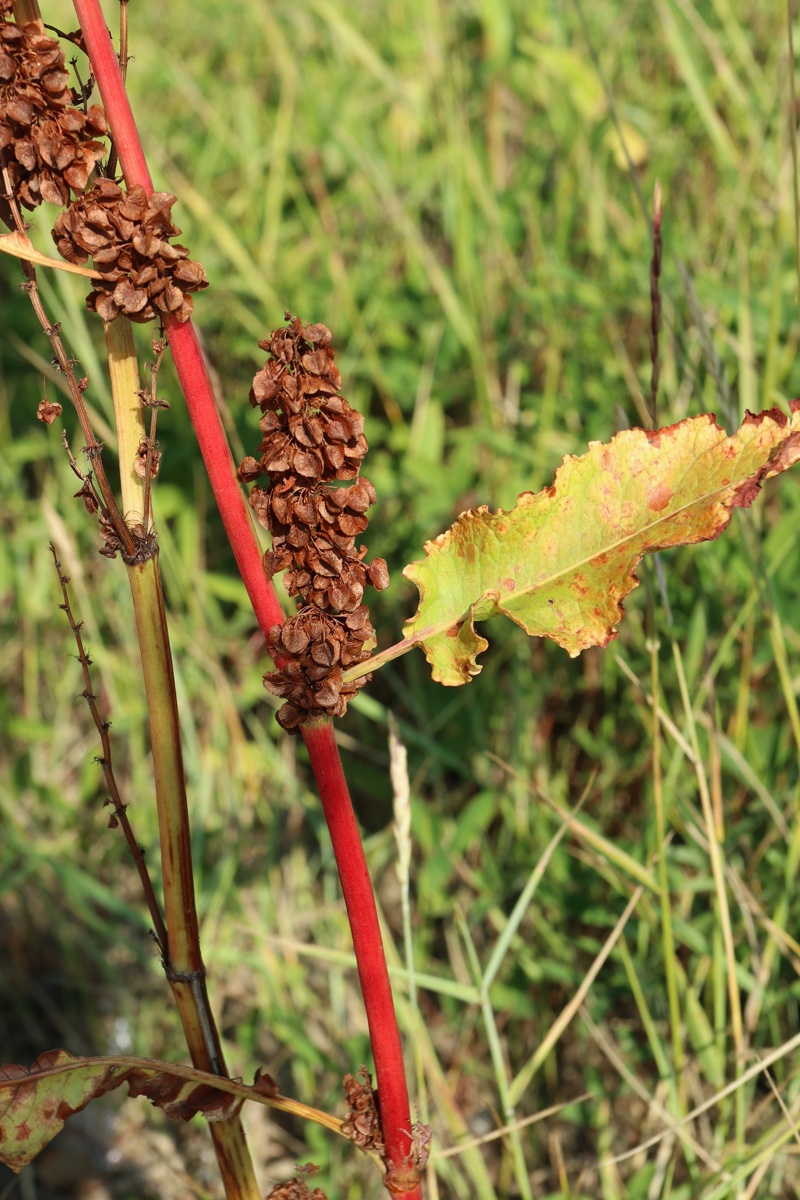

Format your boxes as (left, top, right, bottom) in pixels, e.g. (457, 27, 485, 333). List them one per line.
(0, 1049, 245, 1171)
(402, 405, 800, 686)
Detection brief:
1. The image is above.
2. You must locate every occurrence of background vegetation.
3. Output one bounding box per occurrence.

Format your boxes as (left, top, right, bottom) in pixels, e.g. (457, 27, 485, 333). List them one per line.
(2, 0, 800, 1196)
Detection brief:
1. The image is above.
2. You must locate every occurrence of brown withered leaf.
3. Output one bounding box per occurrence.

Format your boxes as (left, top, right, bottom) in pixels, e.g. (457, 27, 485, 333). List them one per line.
(0, 1050, 247, 1172)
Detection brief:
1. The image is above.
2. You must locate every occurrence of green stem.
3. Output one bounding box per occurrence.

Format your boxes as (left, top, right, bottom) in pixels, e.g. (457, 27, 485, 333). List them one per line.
(108, 331, 260, 1200)
(125, 553, 260, 1200)
(104, 318, 146, 529)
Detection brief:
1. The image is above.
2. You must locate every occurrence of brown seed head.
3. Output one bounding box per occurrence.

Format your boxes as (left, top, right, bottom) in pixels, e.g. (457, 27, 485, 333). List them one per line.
(265, 1181, 327, 1200)
(36, 397, 62, 424)
(52, 179, 208, 323)
(241, 315, 388, 730)
(0, 11, 107, 210)
(341, 1067, 384, 1154)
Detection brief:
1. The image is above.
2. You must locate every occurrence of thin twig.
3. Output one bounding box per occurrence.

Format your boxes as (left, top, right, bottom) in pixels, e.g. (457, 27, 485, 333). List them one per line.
(61, 429, 103, 508)
(650, 179, 663, 425)
(49, 543, 168, 955)
(118, 0, 129, 82)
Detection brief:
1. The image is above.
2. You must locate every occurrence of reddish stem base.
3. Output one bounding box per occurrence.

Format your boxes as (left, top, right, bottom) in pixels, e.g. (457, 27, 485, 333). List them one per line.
(302, 721, 422, 1198)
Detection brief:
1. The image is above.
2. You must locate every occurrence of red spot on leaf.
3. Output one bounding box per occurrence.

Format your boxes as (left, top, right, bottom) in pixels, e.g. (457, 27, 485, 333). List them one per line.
(503, 577, 514, 592)
(648, 483, 673, 512)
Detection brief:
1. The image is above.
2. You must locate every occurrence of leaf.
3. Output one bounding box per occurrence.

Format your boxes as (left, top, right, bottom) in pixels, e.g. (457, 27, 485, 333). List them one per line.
(402, 404, 800, 685)
(0, 1050, 340, 1173)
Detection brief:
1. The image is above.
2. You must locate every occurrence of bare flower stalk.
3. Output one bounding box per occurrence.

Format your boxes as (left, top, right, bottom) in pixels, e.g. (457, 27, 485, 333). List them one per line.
(50, 543, 168, 954)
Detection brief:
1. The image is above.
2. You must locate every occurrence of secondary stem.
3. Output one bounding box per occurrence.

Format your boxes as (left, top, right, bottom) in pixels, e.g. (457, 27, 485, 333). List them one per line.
(108, 327, 260, 1199)
(127, 554, 261, 1200)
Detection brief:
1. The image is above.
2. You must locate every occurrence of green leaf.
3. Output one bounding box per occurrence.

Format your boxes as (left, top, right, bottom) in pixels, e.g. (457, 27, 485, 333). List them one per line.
(402, 405, 800, 685)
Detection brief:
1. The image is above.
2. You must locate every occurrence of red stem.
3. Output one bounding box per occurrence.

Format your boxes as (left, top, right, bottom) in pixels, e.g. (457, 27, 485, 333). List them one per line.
(72, 3, 421, 1192)
(302, 722, 420, 1197)
(165, 319, 286, 637)
(73, 0, 284, 639)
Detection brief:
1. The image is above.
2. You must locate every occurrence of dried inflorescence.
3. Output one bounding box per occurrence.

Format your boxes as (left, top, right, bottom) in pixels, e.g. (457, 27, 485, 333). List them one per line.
(266, 606, 374, 720)
(53, 178, 208, 323)
(0, 9, 205, 325)
(0, 6, 107, 210)
(36, 396, 62, 424)
(265, 1181, 327, 1200)
(341, 1067, 384, 1155)
(239, 315, 388, 729)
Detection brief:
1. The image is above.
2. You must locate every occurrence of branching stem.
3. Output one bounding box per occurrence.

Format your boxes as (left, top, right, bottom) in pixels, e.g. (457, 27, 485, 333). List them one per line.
(72, 4, 421, 1191)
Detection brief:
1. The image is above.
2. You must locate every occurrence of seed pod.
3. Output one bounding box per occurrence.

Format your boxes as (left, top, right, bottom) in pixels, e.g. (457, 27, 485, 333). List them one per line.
(241, 316, 388, 729)
(52, 180, 208, 323)
(0, 7, 107, 212)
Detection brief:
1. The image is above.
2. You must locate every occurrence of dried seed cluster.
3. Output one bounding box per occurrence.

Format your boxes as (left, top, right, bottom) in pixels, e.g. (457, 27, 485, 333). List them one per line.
(266, 1180, 328, 1200)
(265, 1182, 327, 1200)
(36, 396, 62, 424)
(0, 3, 107, 210)
(53, 178, 208, 323)
(238, 315, 388, 730)
(0, 7, 205, 324)
(341, 1068, 384, 1154)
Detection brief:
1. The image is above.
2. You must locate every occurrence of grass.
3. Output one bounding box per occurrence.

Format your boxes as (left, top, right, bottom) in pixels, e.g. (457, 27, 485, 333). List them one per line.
(3, 0, 800, 1196)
